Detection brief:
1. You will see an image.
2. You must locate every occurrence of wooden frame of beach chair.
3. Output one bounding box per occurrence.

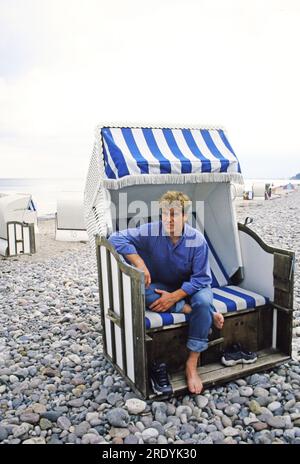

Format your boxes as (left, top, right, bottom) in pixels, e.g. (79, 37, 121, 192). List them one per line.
(96, 222, 295, 400)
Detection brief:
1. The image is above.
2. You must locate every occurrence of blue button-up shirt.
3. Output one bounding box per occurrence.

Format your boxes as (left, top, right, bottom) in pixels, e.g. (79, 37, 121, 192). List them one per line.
(108, 221, 212, 295)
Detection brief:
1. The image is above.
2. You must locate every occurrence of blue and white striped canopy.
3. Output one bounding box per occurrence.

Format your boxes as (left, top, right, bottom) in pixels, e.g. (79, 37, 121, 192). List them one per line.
(99, 126, 243, 188)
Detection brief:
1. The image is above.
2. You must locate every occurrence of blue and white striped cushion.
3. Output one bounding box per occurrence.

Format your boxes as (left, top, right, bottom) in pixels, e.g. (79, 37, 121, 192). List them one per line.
(212, 286, 269, 314)
(145, 285, 269, 330)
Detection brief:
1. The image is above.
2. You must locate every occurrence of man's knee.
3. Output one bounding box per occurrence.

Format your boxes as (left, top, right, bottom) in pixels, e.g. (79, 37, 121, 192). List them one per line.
(190, 288, 213, 310)
(145, 283, 167, 305)
(145, 283, 157, 295)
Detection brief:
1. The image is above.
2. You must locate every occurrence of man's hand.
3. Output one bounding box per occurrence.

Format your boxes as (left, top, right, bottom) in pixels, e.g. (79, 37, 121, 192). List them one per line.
(137, 263, 151, 288)
(125, 253, 151, 288)
(149, 289, 177, 312)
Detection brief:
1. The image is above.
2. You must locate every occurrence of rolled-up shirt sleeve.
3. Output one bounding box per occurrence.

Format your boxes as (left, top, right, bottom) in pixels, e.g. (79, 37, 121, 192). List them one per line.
(108, 224, 149, 256)
(181, 241, 212, 295)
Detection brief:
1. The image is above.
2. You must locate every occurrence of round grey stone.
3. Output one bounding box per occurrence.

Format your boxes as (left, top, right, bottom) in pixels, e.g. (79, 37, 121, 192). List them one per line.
(284, 399, 296, 411)
(39, 418, 52, 430)
(224, 405, 240, 416)
(195, 395, 209, 409)
(221, 415, 232, 428)
(13, 423, 31, 438)
(67, 433, 77, 443)
(175, 406, 192, 417)
(20, 413, 40, 425)
(206, 424, 218, 433)
(68, 398, 84, 408)
(209, 431, 225, 442)
(181, 424, 195, 435)
(41, 411, 61, 422)
(142, 428, 159, 442)
(266, 416, 286, 429)
(124, 434, 139, 444)
(107, 392, 123, 406)
(223, 426, 240, 437)
(47, 435, 62, 444)
(151, 421, 165, 435)
(254, 387, 269, 397)
(57, 416, 71, 430)
(125, 398, 147, 415)
(152, 402, 168, 414)
(157, 435, 168, 444)
(107, 408, 130, 427)
(239, 386, 253, 397)
(103, 376, 114, 387)
(268, 401, 281, 412)
(0, 426, 8, 441)
(23, 437, 46, 444)
(155, 410, 167, 425)
(74, 421, 91, 438)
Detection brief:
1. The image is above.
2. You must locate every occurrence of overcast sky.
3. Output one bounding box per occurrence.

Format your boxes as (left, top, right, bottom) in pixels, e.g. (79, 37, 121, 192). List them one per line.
(1, 0, 299, 179)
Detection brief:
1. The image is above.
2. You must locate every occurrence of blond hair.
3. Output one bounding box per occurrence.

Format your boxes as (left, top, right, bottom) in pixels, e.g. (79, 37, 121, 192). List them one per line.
(159, 191, 191, 213)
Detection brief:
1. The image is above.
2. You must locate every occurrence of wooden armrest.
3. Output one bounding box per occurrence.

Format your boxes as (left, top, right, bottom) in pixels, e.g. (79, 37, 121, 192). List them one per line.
(272, 303, 293, 314)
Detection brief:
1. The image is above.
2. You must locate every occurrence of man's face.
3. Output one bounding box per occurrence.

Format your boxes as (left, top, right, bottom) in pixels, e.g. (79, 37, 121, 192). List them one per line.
(161, 206, 187, 235)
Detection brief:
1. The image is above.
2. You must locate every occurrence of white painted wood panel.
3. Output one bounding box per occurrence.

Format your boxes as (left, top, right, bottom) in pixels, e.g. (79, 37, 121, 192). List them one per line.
(100, 246, 113, 358)
(238, 230, 274, 300)
(123, 273, 135, 382)
(8, 224, 16, 255)
(23, 226, 30, 254)
(110, 253, 123, 370)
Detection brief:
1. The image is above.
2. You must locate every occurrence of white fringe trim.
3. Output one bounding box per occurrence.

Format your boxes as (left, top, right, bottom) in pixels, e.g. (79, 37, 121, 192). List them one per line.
(101, 172, 244, 190)
(95, 122, 226, 132)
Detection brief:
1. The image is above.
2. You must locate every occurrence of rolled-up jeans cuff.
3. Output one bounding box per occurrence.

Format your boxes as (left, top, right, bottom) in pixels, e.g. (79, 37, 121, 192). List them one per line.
(187, 338, 208, 353)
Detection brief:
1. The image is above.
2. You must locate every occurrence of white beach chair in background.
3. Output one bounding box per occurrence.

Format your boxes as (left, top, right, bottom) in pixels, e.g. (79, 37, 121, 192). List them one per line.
(0, 193, 37, 257)
(55, 191, 89, 242)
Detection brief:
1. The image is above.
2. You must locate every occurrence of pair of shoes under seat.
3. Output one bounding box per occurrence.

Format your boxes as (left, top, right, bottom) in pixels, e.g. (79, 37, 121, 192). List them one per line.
(145, 285, 269, 330)
(221, 343, 258, 366)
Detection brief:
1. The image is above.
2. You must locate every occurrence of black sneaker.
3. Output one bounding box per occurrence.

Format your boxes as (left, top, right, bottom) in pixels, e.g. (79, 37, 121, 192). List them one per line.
(221, 344, 257, 366)
(240, 347, 258, 364)
(150, 361, 173, 396)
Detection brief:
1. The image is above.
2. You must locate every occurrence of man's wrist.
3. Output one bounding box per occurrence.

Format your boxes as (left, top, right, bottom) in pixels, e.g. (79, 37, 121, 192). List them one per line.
(172, 289, 188, 302)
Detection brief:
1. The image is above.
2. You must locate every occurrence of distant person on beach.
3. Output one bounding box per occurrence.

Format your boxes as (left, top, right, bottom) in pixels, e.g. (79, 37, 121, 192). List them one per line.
(109, 191, 224, 395)
(268, 186, 272, 198)
(265, 185, 272, 200)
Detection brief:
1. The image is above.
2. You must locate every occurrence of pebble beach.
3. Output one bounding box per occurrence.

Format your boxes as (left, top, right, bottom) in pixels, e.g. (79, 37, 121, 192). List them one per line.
(0, 191, 299, 445)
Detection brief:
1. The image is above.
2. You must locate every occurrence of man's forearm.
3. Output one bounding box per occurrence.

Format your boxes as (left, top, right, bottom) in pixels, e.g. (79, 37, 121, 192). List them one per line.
(172, 288, 188, 302)
(125, 253, 145, 268)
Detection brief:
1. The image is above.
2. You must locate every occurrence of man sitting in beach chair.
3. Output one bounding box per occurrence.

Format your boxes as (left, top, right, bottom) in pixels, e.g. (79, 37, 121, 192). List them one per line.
(109, 191, 224, 395)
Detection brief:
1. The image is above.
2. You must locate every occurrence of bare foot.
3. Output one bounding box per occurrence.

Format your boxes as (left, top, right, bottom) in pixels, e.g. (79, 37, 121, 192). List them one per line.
(182, 303, 192, 314)
(213, 312, 224, 329)
(185, 362, 203, 394)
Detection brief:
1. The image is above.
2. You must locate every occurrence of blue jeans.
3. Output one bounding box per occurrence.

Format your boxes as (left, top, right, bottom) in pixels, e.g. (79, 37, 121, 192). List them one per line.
(145, 283, 216, 353)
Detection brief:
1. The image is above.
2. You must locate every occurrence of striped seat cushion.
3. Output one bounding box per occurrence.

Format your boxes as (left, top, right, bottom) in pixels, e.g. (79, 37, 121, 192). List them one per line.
(145, 285, 269, 330)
